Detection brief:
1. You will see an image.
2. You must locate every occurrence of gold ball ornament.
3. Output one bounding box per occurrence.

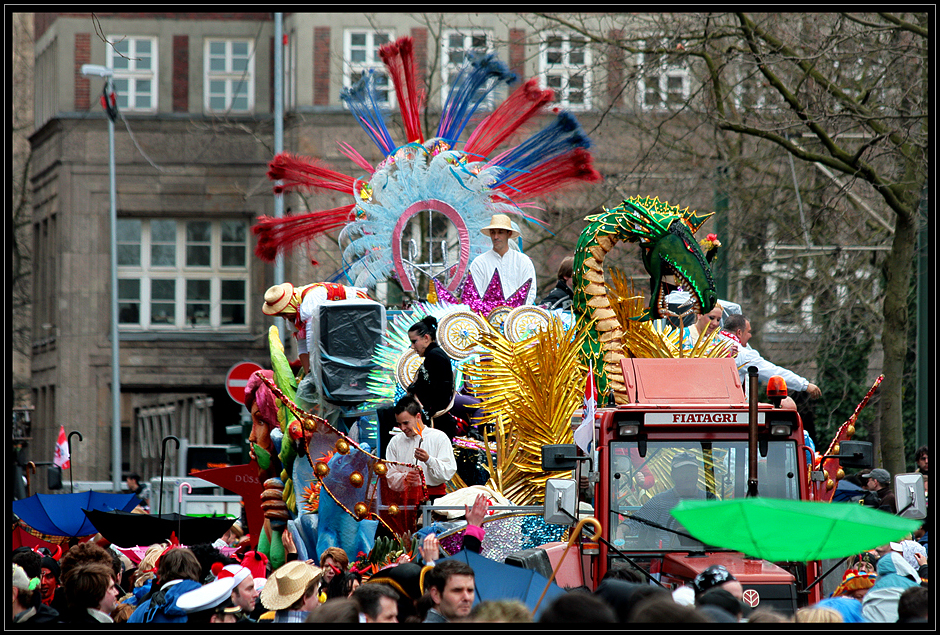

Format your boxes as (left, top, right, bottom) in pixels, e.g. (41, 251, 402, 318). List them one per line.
(349, 471, 364, 488)
(836, 468, 845, 480)
(354, 502, 369, 519)
(314, 462, 330, 478)
(373, 462, 387, 476)
(832, 443, 840, 455)
(826, 479, 835, 490)
(387, 504, 400, 516)
(846, 425, 855, 437)
(336, 439, 350, 455)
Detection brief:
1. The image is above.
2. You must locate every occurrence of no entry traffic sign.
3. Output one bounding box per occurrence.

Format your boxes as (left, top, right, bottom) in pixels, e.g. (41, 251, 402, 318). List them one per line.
(225, 361, 263, 404)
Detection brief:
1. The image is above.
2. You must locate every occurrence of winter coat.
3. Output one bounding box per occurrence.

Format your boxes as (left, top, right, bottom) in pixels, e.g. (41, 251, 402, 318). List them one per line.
(127, 579, 201, 623)
(861, 553, 921, 623)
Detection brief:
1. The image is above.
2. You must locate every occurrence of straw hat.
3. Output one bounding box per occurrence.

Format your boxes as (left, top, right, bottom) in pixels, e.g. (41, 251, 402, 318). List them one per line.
(480, 214, 520, 239)
(259, 561, 323, 610)
(262, 282, 296, 316)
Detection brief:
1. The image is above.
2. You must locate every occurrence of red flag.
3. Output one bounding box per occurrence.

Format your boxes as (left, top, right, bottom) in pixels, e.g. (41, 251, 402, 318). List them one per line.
(53, 425, 70, 469)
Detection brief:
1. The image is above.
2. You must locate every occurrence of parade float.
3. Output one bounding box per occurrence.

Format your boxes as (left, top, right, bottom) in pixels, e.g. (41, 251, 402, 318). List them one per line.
(240, 36, 901, 611)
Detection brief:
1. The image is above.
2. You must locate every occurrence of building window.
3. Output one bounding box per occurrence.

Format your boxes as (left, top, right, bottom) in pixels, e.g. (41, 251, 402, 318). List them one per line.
(107, 36, 158, 112)
(638, 39, 690, 111)
(441, 29, 494, 107)
(116, 218, 248, 329)
(204, 39, 255, 113)
(539, 32, 592, 110)
(343, 30, 395, 105)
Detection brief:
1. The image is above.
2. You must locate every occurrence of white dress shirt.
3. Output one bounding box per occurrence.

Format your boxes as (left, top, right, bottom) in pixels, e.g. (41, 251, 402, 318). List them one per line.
(386, 427, 457, 490)
(469, 248, 537, 305)
(735, 344, 810, 394)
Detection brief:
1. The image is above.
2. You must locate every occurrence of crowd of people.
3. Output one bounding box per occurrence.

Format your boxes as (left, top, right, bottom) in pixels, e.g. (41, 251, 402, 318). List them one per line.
(11, 537, 928, 624)
(12, 482, 929, 625)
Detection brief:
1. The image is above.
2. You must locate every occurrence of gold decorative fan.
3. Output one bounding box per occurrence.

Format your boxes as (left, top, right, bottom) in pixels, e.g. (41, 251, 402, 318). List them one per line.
(395, 349, 422, 388)
(504, 306, 551, 343)
(437, 311, 487, 360)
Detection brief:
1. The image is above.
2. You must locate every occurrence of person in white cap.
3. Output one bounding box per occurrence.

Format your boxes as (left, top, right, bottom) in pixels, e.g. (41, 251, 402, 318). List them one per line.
(176, 574, 245, 624)
(218, 564, 258, 617)
(469, 214, 537, 305)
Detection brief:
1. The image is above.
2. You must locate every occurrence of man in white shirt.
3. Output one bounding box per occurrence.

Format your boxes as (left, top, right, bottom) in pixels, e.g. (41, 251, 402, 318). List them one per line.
(387, 395, 457, 501)
(469, 214, 537, 305)
(722, 314, 821, 398)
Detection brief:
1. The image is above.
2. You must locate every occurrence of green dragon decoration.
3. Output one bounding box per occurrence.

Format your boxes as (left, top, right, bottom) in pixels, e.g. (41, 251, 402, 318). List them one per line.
(573, 196, 718, 403)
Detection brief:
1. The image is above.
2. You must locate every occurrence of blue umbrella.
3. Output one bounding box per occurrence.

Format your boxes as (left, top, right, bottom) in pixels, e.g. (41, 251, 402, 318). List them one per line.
(12, 491, 140, 538)
(438, 548, 568, 618)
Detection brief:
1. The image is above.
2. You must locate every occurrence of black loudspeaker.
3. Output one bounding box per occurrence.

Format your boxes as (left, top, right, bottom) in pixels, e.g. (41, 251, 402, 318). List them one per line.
(47, 465, 63, 490)
(504, 548, 554, 580)
(317, 302, 384, 405)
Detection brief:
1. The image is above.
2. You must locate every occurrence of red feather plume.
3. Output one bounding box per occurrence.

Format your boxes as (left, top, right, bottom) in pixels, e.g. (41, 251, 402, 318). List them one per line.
(252, 205, 356, 263)
(463, 79, 554, 158)
(379, 37, 425, 144)
(267, 152, 356, 196)
(495, 147, 602, 199)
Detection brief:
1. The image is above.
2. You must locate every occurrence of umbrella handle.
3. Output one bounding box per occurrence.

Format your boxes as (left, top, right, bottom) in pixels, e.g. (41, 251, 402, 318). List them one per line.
(532, 516, 603, 617)
(178, 482, 192, 503)
(159, 435, 180, 516)
(67, 431, 83, 494)
(25, 461, 36, 498)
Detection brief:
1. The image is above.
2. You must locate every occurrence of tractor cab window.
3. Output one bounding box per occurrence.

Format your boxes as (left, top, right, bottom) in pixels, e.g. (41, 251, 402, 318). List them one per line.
(609, 441, 799, 551)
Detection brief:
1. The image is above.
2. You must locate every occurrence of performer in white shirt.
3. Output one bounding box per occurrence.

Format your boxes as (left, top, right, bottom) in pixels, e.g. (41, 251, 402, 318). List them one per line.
(722, 314, 821, 398)
(386, 395, 457, 501)
(469, 214, 537, 305)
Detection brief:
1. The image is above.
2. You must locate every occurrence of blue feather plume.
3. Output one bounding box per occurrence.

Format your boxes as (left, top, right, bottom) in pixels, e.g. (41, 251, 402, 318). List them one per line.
(489, 111, 591, 187)
(340, 71, 397, 157)
(437, 51, 516, 146)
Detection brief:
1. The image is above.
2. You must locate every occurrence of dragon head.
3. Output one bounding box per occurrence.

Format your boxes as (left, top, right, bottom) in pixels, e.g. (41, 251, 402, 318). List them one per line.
(620, 197, 718, 322)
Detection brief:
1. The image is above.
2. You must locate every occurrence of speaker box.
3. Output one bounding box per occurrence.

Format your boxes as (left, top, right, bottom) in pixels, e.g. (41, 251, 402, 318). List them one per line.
(504, 547, 554, 580)
(314, 300, 386, 405)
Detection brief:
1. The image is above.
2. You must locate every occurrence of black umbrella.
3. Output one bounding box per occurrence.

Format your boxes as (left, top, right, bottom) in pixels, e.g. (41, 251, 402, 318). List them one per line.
(82, 435, 234, 547)
(83, 509, 236, 547)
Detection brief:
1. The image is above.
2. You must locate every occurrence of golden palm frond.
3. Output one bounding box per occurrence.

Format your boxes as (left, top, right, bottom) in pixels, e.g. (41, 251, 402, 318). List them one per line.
(463, 318, 588, 505)
(608, 268, 732, 359)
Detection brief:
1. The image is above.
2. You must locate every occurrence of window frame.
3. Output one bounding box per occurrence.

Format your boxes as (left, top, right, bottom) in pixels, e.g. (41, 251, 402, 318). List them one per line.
(440, 28, 495, 108)
(637, 40, 691, 112)
(106, 35, 159, 113)
(116, 218, 249, 331)
(538, 31, 593, 111)
(204, 38, 256, 114)
(342, 29, 396, 108)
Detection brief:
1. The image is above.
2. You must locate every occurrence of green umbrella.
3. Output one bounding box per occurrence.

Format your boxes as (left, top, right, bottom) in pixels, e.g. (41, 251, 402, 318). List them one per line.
(671, 497, 921, 562)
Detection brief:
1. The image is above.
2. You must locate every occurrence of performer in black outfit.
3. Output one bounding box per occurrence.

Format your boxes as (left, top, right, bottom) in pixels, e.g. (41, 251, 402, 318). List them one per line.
(406, 316, 461, 440)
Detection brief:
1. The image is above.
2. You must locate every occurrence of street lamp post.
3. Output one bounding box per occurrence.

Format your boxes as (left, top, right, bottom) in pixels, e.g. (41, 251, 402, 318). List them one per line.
(81, 64, 122, 493)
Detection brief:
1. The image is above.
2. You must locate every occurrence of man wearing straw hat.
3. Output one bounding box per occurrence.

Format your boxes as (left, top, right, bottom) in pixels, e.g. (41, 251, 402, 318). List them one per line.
(258, 561, 323, 623)
(469, 214, 537, 305)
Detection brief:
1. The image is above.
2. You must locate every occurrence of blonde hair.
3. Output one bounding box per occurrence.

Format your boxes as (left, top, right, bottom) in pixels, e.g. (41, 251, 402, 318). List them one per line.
(795, 607, 843, 623)
(133, 542, 168, 588)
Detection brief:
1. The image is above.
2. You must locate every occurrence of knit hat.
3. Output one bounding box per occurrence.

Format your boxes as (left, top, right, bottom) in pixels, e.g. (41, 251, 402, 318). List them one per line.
(12, 564, 33, 591)
(259, 561, 323, 610)
(40, 556, 60, 581)
(240, 550, 269, 580)
(830, 569, 876, 598)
